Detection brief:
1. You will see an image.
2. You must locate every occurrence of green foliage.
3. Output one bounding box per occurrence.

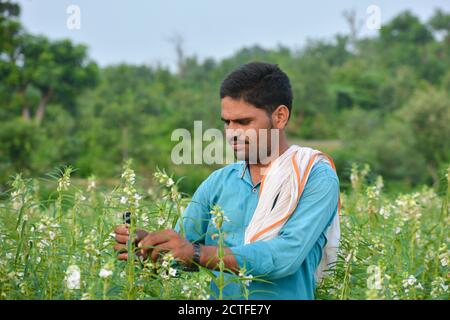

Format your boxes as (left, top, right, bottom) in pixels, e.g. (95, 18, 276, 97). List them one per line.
(0, 164, 254, 300)
(1, 3, 450, 193)
(316, 165, 449, 300)
(0, 164, 448, 300)
(398, 86, 450, 174)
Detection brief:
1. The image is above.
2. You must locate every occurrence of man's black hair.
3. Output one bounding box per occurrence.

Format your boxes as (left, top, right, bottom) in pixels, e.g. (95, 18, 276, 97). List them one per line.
(220, 62, 293, 118)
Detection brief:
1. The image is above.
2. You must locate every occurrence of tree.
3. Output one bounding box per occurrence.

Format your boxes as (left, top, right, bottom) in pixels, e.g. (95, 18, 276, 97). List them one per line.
(0, 1, 98, 124)
(0, 0, 24, 118)
(20, 35, 98, 124)
(429, 8, 450, 42)
(398, 86, 450, 185)
(380, 10, 433, 45)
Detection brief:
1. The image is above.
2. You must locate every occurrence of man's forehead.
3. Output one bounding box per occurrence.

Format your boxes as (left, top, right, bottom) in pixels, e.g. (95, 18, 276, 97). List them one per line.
(221, 97, 259, 119)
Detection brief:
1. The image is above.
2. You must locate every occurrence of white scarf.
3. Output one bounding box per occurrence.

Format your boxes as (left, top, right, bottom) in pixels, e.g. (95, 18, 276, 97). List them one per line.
(244, 145, 341, 282)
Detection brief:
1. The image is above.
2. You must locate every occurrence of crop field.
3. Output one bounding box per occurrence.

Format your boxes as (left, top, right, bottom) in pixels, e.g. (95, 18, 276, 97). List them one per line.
(0, 163, 448, 300)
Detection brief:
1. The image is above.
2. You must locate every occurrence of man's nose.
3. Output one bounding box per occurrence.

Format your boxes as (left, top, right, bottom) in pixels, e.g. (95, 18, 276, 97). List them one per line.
(226, 128, 244, 141)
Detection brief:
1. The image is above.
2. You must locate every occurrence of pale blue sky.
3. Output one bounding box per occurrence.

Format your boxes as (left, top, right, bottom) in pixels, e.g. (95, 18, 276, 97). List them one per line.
(16, 0, 450, 69)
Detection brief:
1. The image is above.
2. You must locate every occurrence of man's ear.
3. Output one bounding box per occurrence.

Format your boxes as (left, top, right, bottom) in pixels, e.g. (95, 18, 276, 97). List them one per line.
(271, 105, 290, 129)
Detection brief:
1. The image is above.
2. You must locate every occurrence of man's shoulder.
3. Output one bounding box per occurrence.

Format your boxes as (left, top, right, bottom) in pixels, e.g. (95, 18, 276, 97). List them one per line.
(309, 160, 340, 185)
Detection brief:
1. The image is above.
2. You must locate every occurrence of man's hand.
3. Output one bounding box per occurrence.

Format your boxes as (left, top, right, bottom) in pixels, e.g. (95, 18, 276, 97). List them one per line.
(113, 224, 149, 260)
(138, 229, 195, 265)
(114, 226, 240, 273)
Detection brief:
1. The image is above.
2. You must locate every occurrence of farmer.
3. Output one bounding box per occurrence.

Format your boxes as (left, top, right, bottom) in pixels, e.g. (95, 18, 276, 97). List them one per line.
(113, 62, 340, 300)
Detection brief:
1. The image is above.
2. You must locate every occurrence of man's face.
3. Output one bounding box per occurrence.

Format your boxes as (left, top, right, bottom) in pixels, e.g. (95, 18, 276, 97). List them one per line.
(221, 97, 278, 164)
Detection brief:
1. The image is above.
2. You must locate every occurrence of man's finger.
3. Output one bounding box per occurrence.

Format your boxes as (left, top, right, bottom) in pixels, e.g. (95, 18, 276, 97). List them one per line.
(138, 231, 172, 257)
(150, 242, 173, 262)
(115, 224, 129, 235)
(113, 243, 127, 253)
(118, 253, 128, 260)
(135, 229, 149, 244)
(139, 230, 176, 248)
(115, 233, 129, 244)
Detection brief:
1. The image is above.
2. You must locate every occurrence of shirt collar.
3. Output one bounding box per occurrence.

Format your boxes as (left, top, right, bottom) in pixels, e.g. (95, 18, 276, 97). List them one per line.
(237, 161, 248, 179)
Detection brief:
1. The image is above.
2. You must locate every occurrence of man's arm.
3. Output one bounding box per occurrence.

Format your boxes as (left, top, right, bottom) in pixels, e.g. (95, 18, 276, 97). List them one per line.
(229, 162, 339, 279)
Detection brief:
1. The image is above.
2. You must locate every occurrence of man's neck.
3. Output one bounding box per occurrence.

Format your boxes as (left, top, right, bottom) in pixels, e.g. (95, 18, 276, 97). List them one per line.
(248, 139, 290, 186)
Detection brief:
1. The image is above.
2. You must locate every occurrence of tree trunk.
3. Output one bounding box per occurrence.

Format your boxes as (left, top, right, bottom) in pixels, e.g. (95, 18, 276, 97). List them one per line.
(22, 105, 30, 121)
(122, 126, 129, 161)
(35, 87, 53, 125)
(427, 164, 440, 189)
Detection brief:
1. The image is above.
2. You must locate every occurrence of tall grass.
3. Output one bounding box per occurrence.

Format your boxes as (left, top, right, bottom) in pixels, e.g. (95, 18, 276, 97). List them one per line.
(0, 162, 448, 300)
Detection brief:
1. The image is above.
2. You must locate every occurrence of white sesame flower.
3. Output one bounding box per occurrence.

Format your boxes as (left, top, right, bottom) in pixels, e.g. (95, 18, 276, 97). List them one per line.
(49, 231, 56, 240)
(440, 256, 448, 267)
(99, 268, 113, 279)
(87, 178, 96, 192)
(160, 271, 169, 280)
(166, 178, 175, 187)
(120, 196, 127, 204)
(243, 275, 253, 286)
(169, 268, 177, 277)
(141, 215, 149, 224)
(65, 265, 81, 290)
(366, 265, 383, 290)
(379, 207, 390, 219)
(403, 275, 417, 287)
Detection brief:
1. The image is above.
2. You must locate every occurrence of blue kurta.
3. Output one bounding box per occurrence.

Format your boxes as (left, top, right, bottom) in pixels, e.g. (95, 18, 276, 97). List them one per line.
(175, 159, 339, 300)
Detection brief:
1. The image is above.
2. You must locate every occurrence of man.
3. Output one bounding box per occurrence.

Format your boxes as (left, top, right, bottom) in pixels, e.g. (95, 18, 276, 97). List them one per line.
(114, 62, 340, 299)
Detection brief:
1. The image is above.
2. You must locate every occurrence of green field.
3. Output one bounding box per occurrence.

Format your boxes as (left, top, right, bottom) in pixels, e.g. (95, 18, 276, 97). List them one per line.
(1, 163, 448, 300)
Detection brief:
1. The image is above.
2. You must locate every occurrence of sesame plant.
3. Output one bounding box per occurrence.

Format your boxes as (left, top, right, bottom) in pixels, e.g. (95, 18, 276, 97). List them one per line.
(0, 162, 448, 300)
(0, 161, 248, 300)
(316, 164, 449, 300)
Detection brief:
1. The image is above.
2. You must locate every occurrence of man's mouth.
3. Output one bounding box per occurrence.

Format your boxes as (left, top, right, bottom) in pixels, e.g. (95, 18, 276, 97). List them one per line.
(231, 141, 248, 151)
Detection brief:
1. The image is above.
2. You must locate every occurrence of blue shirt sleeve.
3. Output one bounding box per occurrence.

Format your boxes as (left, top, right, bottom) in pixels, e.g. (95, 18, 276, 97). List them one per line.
(229, 162, 340, 280)
(175, 174, 212, 243)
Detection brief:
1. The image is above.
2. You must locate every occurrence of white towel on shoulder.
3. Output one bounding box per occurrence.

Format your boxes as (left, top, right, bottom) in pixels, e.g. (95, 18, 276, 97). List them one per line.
(244, 145, 340, 282)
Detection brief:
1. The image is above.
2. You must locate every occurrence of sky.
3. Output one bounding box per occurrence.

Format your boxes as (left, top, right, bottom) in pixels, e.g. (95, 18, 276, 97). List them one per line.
(16, 0, 450, 70)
